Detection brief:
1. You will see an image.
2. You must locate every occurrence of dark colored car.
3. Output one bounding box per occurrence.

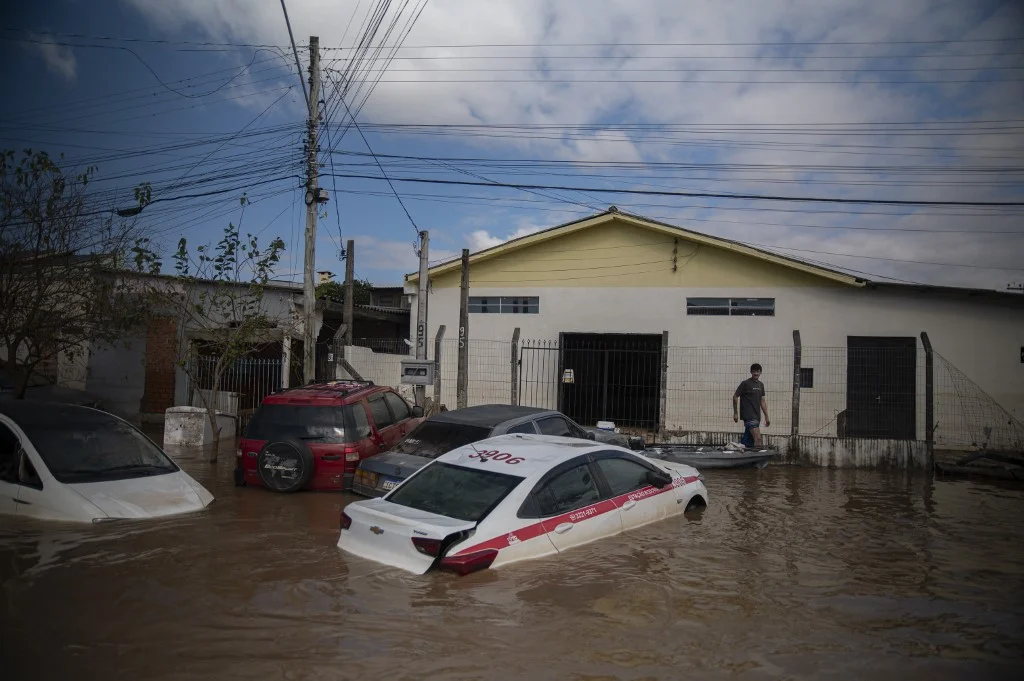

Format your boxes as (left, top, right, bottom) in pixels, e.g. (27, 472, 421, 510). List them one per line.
(235, 381, 424, 493)
(351, 404, 636, 497)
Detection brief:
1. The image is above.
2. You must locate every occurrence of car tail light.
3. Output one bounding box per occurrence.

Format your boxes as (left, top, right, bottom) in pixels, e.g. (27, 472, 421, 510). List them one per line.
(412, 537, 442, 556)
(345, 451, 360, 462)
(439, 549, 498, 576)
(235, 448, 242, 460)
(340, 511, 352, 530)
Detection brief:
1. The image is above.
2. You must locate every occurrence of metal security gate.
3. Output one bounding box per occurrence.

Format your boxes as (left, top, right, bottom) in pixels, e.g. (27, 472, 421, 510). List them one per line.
(518, 341, 561, 410)
(846, 336, 917, 439)
(561, 333, 662, 436)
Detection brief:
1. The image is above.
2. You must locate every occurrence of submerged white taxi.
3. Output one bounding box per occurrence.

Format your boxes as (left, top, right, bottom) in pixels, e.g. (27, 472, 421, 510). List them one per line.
(0, 401, 214, 523)
(337, 434, 708, 576)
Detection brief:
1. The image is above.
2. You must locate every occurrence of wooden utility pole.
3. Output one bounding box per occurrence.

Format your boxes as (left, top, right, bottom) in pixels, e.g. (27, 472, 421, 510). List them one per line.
(457, 248, 470, 409)
(414, 230, 429, 406)
(302, 36, 321, 385)
(344, 239, 355, 347)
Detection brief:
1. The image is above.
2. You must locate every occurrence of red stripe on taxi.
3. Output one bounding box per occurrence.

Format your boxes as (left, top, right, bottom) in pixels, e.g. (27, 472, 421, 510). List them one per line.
(453, 474, 700, 556)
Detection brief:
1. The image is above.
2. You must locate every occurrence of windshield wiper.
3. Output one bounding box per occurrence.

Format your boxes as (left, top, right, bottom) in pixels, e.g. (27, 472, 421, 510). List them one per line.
(61, 464, 173, 478)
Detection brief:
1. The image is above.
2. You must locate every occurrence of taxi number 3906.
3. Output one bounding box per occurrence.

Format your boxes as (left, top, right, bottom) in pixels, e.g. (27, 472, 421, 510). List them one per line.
(468, 450, 524, 464)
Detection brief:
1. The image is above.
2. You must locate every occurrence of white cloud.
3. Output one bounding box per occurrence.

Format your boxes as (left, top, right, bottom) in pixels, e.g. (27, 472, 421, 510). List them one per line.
(30, 37, 77, 81)
(121, 0, 1024, 290)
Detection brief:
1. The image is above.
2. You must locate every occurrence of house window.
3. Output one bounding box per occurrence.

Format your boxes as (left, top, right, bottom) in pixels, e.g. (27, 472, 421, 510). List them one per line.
(686, 297, 775, 317)
(468, 296, 539, 314)
(800, 368, 814, 389)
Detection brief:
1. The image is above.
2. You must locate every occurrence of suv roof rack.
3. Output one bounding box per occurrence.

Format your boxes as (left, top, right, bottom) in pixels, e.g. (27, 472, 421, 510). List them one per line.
(273, 379, 376, 396)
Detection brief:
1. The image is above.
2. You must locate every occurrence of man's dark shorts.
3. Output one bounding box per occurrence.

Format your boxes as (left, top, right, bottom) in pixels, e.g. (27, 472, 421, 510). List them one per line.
(740, 419, 760, 447)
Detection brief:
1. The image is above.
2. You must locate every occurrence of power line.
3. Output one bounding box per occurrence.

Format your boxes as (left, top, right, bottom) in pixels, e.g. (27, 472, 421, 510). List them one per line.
(318, 172, 1024, 207)
(278, 0, 310, 106)
(319, 37, 1024, 48)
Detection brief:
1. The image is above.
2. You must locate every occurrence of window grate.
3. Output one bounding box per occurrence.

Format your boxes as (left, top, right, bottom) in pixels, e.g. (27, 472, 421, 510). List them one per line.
(687, 297, 775, 317)
(469, 296, 539, 314)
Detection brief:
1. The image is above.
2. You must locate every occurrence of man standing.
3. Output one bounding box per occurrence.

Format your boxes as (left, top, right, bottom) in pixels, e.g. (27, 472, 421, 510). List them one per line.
(733, 363, 770, 448)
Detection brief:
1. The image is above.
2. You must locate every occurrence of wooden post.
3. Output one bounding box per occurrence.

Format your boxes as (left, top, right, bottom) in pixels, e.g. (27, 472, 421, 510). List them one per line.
(510, 328, 521, 405)
(921, 331, 934, 459)
(457, 249, 469, 409)
(792, 330, 801, 438)
(343, 240, 354, 347)
(658, 330, 668, 441)
(433, 325, 445, 409)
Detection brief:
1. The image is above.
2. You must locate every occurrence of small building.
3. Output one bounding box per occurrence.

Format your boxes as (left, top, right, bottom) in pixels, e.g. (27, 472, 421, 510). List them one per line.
(403, 209, 1024, 454)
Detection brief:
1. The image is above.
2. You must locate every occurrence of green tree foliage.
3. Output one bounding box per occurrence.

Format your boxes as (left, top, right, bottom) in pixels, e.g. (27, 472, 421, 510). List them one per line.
(148, 196, 292, 458)
(315, 276, 374, 305)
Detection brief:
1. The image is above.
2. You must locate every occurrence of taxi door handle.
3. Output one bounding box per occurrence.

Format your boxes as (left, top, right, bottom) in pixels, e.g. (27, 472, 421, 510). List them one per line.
(322, 455, 341, 461)
(554, 523, 573, 534)
(622, 500, 636, 511)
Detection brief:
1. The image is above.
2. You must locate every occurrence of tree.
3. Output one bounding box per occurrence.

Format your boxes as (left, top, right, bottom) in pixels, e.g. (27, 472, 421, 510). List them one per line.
(0, 149, 154, 397)
(148, 198, 293, 460)
(315, 277, 374, 305)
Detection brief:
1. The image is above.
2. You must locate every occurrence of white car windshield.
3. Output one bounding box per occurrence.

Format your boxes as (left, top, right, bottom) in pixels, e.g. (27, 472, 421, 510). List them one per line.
(17, 408, 178, 483)
(387, 462, 522, 522)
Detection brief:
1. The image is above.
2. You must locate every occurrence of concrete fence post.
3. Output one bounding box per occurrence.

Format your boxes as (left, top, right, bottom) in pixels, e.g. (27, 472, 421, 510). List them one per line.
(658, 331, 669, 441)
(510, 328, 521, 406)
(792, 330, 802, 438)
(433, 325, 445, 409)
(921, 331, 934, 462)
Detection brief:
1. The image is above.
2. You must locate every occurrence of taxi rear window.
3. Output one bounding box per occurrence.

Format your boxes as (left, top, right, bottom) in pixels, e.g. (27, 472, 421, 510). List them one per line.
(387, 462, 522, 522)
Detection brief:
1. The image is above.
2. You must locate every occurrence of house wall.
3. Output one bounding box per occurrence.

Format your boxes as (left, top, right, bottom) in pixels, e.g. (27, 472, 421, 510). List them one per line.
(86, 336, 147, 421)
(405, 218, 1024, 445)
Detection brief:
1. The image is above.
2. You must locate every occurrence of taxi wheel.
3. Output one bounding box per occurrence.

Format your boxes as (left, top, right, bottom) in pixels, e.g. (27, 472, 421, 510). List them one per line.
(256, 437, 315, 493)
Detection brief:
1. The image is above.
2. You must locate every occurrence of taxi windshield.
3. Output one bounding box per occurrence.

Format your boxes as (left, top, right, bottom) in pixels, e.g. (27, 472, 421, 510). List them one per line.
(387, 462, 522, 522)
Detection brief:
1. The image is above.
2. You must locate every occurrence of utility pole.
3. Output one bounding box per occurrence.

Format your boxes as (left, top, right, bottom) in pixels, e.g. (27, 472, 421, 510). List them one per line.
(414, 230, 430, 406)
(457, 248, 469, 409)
(344, 239, 355, 347)
(302, 36, 321, 385)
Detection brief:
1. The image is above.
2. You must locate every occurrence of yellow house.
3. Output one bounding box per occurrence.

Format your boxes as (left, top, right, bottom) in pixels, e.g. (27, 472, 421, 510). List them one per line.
(404, 209, 1024, 452)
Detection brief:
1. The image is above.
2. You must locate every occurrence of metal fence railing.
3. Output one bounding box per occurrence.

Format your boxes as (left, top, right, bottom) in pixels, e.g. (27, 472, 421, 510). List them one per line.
(185, 356, 282, 433)
(325, 337, 1023, 451)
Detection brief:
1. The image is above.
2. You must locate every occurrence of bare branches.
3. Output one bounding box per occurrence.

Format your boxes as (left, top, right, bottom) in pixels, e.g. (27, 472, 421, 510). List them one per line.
(0, 149, 153, 396)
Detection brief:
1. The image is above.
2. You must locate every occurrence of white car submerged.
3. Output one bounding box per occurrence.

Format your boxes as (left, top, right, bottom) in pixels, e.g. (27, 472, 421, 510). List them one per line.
(338, 434, 708, 576)
(0, 401, 214, 523)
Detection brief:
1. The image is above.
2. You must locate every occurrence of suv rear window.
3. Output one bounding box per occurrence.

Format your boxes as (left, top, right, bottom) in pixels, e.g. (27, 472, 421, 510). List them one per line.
(245, 404, 371, 443)
(390, 420, 492, 459)
(387, 462, 522, 522)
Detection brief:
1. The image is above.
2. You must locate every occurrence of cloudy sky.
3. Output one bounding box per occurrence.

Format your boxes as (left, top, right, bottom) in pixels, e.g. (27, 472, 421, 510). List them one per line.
(1, 0, 1022, 290)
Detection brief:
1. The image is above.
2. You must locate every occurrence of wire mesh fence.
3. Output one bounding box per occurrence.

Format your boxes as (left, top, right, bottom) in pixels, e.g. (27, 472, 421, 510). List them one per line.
(185, 355, 283, 433)
(330, 337, 1023, 450)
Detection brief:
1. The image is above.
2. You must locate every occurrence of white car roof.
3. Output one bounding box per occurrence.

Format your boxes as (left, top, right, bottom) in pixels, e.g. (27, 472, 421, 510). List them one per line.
(435, 433, 609, 478)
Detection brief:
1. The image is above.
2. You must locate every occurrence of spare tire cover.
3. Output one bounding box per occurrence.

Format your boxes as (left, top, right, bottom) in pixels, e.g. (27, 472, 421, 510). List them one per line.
(256, 438, 315, 493)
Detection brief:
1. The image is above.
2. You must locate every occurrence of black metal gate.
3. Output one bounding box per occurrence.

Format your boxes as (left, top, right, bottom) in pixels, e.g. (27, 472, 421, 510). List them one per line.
(518, 342, 561, 410)
(846, 336, 917, 439)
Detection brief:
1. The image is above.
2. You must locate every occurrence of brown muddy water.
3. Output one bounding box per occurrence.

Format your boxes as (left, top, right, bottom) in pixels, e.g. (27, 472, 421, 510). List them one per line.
(2, 445, 1023, 681)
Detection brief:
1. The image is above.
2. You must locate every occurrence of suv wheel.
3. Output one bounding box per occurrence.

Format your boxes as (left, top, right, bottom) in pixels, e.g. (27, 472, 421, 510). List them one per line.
(256, 438, 316, 493)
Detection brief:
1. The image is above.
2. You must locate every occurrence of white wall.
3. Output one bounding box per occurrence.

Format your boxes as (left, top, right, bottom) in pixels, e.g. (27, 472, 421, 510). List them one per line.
(409, 284, 1024, 446)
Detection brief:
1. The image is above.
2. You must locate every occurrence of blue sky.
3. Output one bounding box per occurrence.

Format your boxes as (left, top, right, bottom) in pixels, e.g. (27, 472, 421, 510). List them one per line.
(1, 0, 1023, 290)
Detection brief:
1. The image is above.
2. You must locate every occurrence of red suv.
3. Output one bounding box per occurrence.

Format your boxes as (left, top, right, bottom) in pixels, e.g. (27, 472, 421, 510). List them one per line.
(234, 381, 423, 493)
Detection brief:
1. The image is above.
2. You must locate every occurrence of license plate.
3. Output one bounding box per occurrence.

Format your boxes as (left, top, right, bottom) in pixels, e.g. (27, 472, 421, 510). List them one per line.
(380, 478, 400, 491)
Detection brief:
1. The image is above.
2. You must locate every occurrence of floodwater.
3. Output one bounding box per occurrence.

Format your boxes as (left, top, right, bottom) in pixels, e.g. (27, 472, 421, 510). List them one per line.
(2, 448, 1023, 681)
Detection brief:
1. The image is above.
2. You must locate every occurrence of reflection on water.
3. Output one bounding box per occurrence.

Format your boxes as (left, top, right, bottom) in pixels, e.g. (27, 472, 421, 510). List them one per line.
(2, 452, 1023, 680)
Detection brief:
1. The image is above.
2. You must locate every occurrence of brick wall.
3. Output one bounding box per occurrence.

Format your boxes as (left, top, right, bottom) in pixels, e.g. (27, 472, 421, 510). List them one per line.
(141, 317, 178, 415)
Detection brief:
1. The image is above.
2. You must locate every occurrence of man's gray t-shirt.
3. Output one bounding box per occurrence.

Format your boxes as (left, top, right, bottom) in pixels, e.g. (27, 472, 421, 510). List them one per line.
(735, 378, 765, 422)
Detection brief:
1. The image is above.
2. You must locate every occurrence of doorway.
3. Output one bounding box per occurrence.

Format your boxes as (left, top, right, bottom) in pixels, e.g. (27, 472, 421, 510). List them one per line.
(846, 336, 917, 439)
(558, 333, 662, 435)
